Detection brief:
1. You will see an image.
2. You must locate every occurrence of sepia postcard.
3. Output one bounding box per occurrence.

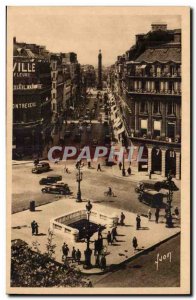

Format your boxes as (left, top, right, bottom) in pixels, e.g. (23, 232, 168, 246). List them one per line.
(6, 6, 191, 295)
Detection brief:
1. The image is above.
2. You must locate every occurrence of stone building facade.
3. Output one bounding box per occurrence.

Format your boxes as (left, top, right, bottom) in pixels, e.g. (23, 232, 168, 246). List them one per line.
(13, 38, 52, 157)
(109, 24, 181, 179)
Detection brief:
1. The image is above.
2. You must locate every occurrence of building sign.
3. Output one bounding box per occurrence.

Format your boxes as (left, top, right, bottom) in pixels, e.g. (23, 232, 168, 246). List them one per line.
(13, 102, 37, 109)
(13, 61, 36, 78)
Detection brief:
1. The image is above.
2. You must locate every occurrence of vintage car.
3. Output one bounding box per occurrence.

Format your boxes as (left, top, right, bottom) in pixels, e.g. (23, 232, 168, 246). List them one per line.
(41, 183, 71, 195)
(135, 179, 179, 193)
(160, 180, 179, 191)
(32, 162, 50, 174)
(135, 180, 162, 193)
(138, 189, 167, 207)
(39, 175, 62, 185)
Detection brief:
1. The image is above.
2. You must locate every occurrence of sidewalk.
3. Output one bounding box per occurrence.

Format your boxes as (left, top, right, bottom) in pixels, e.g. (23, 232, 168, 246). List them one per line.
(11, 197, 180, 275)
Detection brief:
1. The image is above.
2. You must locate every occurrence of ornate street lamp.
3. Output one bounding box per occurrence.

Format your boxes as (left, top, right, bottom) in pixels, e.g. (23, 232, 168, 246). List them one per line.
(76, 162, 83, 202)
(165, 173, 174, 228)
(84, 201, 93, 269)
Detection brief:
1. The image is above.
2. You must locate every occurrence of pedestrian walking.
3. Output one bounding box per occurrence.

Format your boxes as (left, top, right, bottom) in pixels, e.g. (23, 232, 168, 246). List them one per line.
(34, 222, 39, 235)
(132, 237, 138, 250)
(111, 226, 118, 242)
(76, 249, 82, 264)
(100, 255, 106, 270)
(174, 207, 180, 219)
(62, 243, 69, 261)
(86, 200, 92, 211)
(119, 162, 122, 170)
(155, 208, 160, 223)
(127, 167, 131, 175)
(136, 215, 141, 230)
(72, 247, 76, 262)
(120, 212, 125, 226)
(31, 220, 36, 236)
(97, 163, 101, 171)
(148, 209, 152, 221)
(107, 231, 112, 245)
(149, 169, 153, 179)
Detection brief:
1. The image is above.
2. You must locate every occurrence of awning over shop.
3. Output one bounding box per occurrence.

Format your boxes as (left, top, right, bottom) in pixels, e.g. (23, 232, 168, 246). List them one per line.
(113, 116, 121, 125)
(111, 113, 115, 121)
(117, 126, 125, 135)
(111, 105, 117, 112)
(114, 119, 122, 129)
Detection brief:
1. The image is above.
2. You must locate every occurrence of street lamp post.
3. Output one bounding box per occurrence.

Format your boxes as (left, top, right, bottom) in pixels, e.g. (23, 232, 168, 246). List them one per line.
(165, 173, 174, 228)
(122, 139, 126, 176)
(84, 201, 93, 269)
(76, 162, 83, 202)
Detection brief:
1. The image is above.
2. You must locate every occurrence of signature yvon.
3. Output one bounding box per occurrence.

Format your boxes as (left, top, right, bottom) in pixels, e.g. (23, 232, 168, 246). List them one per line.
(155, 252, 172, 271)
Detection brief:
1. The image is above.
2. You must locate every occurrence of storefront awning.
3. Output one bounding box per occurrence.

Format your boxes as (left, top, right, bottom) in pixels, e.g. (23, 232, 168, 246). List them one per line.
(111, 105, 117, 112)
(117, 126, 125, 135)
(114, 119, 122, 129)
(114, 116, 121, 125)
(111, 113, 115, 121)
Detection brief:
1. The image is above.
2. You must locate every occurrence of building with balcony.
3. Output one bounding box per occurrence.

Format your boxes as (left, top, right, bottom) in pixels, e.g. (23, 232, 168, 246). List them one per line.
(109, 24, 181, 179)
(13, 38, 52, 157)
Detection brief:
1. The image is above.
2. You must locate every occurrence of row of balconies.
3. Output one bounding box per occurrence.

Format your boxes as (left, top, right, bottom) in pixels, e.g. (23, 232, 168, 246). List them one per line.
(127, 89, 181, 95)
(131, 131, 181, 144)
(127, 72, 181, 78)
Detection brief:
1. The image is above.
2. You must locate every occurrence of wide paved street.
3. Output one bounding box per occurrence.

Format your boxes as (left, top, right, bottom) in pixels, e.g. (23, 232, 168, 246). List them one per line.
(12, 160, 181, 217)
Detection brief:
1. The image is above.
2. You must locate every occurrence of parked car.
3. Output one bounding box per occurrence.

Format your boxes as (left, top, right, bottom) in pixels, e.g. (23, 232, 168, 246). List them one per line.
(32, 162, 50, 174)
(84, 114, 89, 120)
(39, 175, 62, 185)
(64, 131, 71, 138)
(160, 180, 179, 191)
(41, 183, 71, 195)
(135, 180, 162, 192)
(135, 179, 179, 193)
(138, 190, 167, 207)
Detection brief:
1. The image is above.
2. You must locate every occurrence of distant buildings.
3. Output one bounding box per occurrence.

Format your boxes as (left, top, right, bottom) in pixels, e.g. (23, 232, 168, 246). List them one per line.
(13, 38, 82, 158)
(81, 64, 96, 89)
(108, 24, 181, 179)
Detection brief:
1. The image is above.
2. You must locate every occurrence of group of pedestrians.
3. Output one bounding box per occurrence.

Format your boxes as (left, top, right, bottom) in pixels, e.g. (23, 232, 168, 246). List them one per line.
(62, 243, 82, 264)
(147, 206, 180, 223)
(31, 220, 39, 235)
(106, 226, 118, 245)
(118, 162, 132, 176)
(147, 208, 160, 223)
